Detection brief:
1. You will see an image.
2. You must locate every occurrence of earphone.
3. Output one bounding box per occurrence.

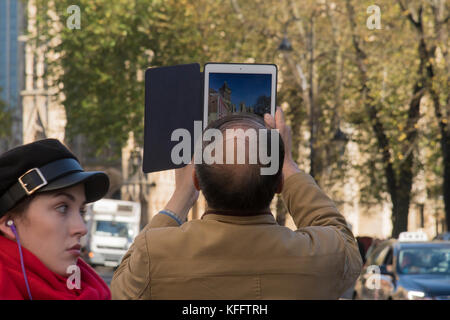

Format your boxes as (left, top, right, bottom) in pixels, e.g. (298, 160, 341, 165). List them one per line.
(5, 219, 33, 300)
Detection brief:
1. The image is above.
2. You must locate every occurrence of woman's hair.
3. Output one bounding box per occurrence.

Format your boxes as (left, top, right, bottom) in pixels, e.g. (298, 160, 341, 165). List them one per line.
(0, 195, 35, 236)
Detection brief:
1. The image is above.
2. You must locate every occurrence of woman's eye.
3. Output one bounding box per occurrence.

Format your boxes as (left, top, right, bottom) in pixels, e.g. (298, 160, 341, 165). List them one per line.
(80, 207, 87, 217)
(56, 205, 68, 214)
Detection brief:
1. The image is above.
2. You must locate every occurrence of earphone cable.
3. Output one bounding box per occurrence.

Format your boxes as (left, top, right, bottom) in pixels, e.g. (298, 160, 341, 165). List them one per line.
(9, 223, 33, 300)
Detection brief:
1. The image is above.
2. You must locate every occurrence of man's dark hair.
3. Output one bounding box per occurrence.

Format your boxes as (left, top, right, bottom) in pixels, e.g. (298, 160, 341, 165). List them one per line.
(195, 113, 284, 213)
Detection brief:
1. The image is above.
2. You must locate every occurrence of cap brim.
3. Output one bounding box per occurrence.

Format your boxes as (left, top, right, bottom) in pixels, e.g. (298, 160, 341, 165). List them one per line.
(38, 171, 110, 203)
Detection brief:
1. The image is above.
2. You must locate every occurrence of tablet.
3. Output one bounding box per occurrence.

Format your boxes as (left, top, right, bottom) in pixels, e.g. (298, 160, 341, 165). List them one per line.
(203, 63, 277, 129)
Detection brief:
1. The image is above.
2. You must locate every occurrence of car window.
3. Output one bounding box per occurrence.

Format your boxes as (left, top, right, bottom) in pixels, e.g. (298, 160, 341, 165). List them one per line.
(397, 246, 450, 275)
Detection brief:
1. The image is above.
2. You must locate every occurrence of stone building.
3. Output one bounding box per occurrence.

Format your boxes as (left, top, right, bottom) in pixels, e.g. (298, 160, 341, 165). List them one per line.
(0, 0, 25, 152)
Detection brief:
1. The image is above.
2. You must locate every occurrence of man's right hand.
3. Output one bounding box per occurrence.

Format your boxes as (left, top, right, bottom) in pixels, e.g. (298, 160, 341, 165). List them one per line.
(264, 107, 301, 179)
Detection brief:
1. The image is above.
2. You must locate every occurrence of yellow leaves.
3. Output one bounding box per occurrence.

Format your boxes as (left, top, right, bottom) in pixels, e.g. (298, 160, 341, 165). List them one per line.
(398, 153, 404, 160)
(398, 133, 407, 142)
(443, 119, 448, 124)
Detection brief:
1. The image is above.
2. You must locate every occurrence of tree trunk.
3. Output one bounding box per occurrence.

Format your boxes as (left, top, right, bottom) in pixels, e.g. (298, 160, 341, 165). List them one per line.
(139, 184, 149, 230)
(429, 89, 450, 232)
(443, 132, 450, 231)
(399, 0, 450, 231)
(391, 192, 411, 238)
(391, 150, 415, 237)
(308, 15, 317, 181)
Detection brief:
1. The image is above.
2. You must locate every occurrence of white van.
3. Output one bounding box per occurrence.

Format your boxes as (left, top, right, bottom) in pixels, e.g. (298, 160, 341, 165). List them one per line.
(81, 199, 141, 267)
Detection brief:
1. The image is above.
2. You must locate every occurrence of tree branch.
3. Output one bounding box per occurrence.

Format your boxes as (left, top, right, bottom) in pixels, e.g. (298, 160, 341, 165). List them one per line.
(397, 0, 422, 29)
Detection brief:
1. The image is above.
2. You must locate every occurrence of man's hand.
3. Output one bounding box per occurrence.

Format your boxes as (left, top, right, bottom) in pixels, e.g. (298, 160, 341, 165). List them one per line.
(264, 107, 301, 179)
(164, 162, 200, 220)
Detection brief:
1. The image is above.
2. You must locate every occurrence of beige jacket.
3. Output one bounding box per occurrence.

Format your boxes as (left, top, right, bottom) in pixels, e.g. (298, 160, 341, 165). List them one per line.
(111, 171, 362, 299)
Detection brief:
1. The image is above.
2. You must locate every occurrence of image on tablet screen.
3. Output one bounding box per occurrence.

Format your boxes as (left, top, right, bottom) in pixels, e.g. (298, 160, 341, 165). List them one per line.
(207, 73, 271, 125)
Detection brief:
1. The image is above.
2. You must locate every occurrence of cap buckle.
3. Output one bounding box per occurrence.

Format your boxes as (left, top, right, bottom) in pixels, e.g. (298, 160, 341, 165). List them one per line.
(18, 168, 48, 195)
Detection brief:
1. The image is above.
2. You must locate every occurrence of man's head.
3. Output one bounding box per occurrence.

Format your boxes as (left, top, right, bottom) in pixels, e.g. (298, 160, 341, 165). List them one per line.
(194, 113, 284, 214)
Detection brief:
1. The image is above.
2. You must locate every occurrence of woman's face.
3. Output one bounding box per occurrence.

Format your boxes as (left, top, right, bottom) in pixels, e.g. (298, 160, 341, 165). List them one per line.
(8, 184, 88, 276)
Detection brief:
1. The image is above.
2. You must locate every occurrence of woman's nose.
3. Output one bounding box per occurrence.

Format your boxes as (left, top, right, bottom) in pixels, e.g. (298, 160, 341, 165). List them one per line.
(71, 213, 88, 237)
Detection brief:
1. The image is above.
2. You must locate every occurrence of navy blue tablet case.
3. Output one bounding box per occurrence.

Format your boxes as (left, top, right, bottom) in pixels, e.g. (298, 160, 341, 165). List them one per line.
(143, 63, 204, 173)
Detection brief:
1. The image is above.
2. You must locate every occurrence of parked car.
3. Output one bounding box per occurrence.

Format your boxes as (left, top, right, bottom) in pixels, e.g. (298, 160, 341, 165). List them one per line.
(353, 232, 450, 300)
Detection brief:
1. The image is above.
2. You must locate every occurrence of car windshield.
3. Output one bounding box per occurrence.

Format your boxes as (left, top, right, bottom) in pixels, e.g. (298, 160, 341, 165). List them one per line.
(95, 220, 130, 238)
(397, 246, 450, 275)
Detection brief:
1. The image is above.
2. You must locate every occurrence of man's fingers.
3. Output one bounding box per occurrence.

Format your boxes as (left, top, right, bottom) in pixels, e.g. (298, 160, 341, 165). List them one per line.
(275, 106, 286, 127)
(264, 113, 275, 129)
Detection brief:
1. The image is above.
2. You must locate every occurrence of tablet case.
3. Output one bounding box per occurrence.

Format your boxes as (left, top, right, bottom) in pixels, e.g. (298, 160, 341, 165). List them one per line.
(143, 63, 204, 173)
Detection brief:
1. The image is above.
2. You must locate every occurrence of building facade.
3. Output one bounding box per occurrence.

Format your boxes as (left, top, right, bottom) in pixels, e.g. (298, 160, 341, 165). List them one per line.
(0, 0, 25, 151)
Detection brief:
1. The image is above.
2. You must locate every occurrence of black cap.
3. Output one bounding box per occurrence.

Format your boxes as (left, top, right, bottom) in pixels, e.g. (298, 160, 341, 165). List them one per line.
(0, 139, 110, 217)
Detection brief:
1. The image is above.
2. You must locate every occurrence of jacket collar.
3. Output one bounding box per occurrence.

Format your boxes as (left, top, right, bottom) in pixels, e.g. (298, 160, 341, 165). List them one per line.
(201, 210, 277, 225)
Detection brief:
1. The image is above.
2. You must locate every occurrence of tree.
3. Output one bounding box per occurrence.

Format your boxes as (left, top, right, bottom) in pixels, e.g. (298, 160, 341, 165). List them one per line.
(396, 0, 450, 232)
(344, 0, 441, 237)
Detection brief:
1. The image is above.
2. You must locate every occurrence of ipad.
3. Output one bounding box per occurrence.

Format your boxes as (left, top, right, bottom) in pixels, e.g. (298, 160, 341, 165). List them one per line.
(203, 63, 277, 129)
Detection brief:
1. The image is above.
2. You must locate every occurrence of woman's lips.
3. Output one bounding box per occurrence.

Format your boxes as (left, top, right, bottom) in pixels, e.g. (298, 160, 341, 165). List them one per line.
(67, 244, 81, 256)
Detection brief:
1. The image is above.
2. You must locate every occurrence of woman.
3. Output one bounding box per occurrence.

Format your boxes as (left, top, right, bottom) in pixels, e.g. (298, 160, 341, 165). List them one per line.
(0, 139, 111, 299)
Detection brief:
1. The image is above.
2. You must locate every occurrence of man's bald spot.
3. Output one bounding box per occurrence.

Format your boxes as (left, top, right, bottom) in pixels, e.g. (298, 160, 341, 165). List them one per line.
(200, 118, 271, 198)
(208, 118, 268, 169)
(195, 114, 284, 212)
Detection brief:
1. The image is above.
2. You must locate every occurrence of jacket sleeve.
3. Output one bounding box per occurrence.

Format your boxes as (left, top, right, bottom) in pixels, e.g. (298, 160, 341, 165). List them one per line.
(281, 171, 363, 295)
(110, 213, 179, 299)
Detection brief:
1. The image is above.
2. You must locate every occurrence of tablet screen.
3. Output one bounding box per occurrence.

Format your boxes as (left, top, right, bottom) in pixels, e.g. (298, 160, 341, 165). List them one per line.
(207, 73, 272, 125)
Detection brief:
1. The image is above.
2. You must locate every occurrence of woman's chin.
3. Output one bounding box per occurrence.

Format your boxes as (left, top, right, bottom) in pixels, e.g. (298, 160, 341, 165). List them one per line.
(55, 259, 79, 277)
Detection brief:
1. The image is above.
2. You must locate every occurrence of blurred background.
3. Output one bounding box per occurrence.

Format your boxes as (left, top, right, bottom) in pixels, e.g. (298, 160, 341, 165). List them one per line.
(0, 0, 449, 294)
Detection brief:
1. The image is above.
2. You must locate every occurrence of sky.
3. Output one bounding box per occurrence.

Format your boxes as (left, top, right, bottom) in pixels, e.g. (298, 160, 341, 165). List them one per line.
(209, 73, 271, 111)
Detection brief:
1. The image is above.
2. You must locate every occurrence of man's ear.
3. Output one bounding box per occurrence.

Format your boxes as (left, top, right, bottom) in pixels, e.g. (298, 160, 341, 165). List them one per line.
(192, 169, 201, 191)
(0, 215, 16, 240)
(275, 173, 284, 194)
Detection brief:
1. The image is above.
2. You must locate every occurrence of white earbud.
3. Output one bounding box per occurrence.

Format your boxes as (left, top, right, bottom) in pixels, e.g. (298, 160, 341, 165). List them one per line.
(6, 220, 14, 227)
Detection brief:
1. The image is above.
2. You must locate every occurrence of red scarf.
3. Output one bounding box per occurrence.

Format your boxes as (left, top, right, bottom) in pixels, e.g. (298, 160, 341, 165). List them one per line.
(0, 236, 111, 300)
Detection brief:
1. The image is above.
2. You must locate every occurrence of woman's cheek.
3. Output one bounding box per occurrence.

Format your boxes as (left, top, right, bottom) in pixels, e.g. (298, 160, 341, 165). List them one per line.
(26, 206, 66, 256)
